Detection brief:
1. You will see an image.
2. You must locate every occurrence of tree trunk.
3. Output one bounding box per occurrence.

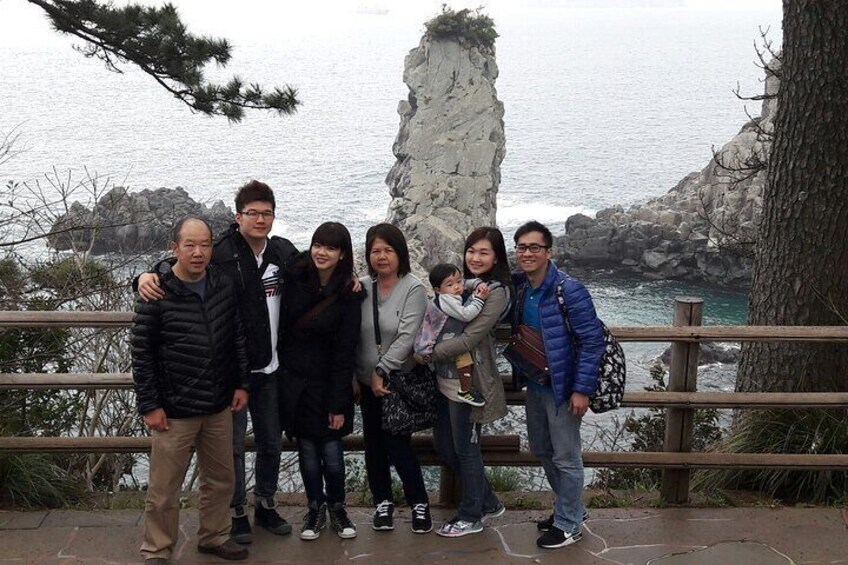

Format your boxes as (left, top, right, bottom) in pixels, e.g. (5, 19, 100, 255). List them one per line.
(737, 0, 848, 393)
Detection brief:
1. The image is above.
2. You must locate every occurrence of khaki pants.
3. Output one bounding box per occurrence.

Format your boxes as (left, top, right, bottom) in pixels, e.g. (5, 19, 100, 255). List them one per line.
(140, 408, 234, 560)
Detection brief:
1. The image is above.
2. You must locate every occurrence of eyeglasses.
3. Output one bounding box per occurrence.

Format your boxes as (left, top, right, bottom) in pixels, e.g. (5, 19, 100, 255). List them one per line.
(240, 210, 275, 219)
(515, 244, 551, 254)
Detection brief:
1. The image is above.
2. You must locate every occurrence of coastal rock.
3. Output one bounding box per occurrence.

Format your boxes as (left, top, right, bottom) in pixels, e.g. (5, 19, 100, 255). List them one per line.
(47, 186, 233, 254)
(558, 58, 780, 286)
(658, 343, 741, 366)
(386, 35, 506, 272)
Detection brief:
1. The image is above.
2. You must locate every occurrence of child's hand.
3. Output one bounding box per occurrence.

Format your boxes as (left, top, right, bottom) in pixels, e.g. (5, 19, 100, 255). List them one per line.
(474, 283, 490, 300)
(413, 353, 430, 365)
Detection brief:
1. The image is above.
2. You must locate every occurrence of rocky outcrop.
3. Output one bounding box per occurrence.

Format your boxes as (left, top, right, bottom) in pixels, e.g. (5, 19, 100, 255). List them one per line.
(48, 186, 233, 254)
(560, 60, 780, 286)
(386, 35, 506, 272)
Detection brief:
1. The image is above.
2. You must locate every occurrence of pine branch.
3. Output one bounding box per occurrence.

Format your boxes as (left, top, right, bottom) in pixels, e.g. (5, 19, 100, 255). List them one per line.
(26, 0, 300, 122)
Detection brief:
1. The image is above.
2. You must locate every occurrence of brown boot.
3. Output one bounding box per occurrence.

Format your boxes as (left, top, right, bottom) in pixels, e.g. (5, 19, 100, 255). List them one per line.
(197, 539, 249, 561)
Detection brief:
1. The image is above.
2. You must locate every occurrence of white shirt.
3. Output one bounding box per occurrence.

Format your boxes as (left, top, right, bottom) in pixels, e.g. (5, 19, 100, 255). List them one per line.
(254, 241, 281, 375)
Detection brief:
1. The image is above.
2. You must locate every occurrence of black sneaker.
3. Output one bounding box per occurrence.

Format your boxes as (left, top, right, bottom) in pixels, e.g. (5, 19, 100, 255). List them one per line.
(255, 503, 293, 536)
(371, 500, 395, 531)
(328, 502, 357, 539)
(536, 527, 582, 549)
(536, 509, 590, 532)
(411, 503, 432, 534)
(230, 507, 252, 545)
(300, 502, 327, 540)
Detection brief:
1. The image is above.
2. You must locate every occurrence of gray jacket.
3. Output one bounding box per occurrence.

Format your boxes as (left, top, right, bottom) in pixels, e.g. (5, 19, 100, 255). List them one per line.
(355, 274, 428, 385)
(431, 285, 509, 424)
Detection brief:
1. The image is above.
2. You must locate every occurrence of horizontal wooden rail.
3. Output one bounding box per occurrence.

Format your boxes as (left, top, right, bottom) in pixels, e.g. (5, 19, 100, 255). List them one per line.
(503, 390, 848, 409)
(6, 374, 846, 410)
(5, 312, 848, 343)
(3, 436, 847, 470)
(0, 434, 519, 455)
(0, 311, 134, 328)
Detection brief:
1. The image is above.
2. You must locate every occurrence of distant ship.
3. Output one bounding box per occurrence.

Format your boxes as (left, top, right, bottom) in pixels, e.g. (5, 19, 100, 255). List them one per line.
(356, 2, 389, 15)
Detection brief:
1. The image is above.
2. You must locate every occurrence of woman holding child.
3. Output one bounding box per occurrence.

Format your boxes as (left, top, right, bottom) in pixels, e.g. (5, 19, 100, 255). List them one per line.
(278, 222, 363, 541)
(422, 227, 512, 538)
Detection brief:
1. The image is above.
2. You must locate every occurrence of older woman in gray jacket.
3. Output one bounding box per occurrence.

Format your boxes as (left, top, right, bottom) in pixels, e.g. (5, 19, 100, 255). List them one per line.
(428, 227, 511, 538)
(354, 223, 431, 535)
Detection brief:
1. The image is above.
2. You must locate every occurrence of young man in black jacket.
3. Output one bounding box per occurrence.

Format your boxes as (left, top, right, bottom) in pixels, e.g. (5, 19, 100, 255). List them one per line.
(132, 217, 250, 563)
(137, 181, 298, 543)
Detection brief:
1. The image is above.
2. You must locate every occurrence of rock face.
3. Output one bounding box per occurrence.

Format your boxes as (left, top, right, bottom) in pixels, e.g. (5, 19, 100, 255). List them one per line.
(560, 60, 780, 286)
(48, 186, 233, 254)
(386, 36, 506, 272)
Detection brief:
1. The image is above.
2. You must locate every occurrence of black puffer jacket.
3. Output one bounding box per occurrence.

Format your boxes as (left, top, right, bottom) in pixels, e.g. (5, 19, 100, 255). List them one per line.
(142, 224, 298, 371)
(278, 254, 363, 441)
(132, 266, 250, 418)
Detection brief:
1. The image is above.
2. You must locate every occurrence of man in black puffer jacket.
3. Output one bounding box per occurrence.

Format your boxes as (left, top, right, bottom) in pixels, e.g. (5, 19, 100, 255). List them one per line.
(132, 217, 250, 563)
(136, 181, 298, 543)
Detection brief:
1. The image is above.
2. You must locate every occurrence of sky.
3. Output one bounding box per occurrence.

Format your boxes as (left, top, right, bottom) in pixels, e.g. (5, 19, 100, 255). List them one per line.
(0, 0, 782, 48)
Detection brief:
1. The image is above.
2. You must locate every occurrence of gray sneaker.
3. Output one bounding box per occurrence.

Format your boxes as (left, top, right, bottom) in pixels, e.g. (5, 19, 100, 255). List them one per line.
(482, 502, 506, 523)
(436, 517, 484, 538)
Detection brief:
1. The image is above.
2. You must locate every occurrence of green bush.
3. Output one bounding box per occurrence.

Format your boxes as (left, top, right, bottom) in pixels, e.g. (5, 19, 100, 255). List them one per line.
(694, 409, 848, 503)
(486, 466, 520, 492)
(424, 5, 498, 51)
(0, 453, 84, 508)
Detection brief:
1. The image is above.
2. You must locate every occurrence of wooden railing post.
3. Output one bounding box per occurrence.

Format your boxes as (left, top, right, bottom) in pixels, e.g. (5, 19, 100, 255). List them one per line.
(438, 465, 462, 505)
(661, 297, 703, 503)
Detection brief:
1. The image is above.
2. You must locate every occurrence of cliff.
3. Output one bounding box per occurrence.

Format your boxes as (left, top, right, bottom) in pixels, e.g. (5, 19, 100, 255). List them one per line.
(559, 59, 780, 286)
(47, 186, 233, 254)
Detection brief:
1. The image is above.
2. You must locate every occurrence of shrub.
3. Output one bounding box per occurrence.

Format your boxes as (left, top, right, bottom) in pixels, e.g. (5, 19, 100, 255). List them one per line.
(424, 5, 498, 51)
(694, 409, 848, 503)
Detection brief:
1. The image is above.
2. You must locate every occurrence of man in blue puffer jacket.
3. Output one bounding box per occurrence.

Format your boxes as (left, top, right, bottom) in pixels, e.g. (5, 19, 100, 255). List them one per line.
(511, 221, 605, 550)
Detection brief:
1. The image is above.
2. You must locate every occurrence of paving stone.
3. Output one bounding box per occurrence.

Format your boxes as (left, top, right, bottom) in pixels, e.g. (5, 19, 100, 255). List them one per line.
(0, 509, 47, 530)
(0, 506, 845, 564)
(650, 540, 793, 564)
(41, 509, 142, 528)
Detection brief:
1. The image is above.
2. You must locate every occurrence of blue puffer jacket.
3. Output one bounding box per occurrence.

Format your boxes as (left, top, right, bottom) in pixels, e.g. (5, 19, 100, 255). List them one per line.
(513, 262, 606, 409)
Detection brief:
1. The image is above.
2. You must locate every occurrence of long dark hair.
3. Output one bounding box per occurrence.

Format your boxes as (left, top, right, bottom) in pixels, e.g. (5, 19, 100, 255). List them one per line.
(365, 223, 411, 277)
(308, 221, 354, 292)
(463, 227, 511, 287)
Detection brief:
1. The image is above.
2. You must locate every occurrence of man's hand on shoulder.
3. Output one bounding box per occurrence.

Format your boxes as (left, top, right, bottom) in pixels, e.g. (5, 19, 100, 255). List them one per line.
(143, 408, 169, 432)
(231, 389, 249, 412)
(138, 273, 165, 302)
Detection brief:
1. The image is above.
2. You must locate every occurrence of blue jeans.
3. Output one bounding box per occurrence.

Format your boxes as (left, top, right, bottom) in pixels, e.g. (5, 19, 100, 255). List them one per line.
(297, 438, 346, 505)
(525, 386, 585, 534)
(231, 371, 282, 508)
(433, 392, 500, 522)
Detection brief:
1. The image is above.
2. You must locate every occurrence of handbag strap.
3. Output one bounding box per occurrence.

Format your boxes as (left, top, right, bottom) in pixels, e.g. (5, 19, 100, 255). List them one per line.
(371, 279, 382, 356)
(292, 293, 338, 332)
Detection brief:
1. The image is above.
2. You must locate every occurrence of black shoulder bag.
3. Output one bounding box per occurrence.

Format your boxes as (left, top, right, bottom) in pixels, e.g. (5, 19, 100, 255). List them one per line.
(372, 280, 437, 435)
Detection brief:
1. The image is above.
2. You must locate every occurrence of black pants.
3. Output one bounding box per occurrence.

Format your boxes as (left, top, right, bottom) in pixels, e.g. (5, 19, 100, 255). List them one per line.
(360, 384, 429, 506)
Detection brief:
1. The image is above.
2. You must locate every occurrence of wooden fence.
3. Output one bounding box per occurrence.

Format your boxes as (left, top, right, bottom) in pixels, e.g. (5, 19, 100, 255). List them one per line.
(2, 298, 848, 504)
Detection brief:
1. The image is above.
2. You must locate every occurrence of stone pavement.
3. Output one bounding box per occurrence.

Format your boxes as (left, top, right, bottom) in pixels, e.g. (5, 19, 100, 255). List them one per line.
(1, 505, 846, 564)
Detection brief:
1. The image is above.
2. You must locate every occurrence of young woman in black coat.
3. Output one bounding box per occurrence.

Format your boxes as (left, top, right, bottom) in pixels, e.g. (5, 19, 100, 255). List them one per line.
(278, 222, 363, 540)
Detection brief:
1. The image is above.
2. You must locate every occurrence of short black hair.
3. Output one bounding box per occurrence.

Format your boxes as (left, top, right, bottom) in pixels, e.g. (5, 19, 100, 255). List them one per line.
(429, 263, 462, 289)
(514, 220, 553, 247)
(171, 216, 213, 243)
(235, 180, 275, 212)
(365, 223, 411, 277)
